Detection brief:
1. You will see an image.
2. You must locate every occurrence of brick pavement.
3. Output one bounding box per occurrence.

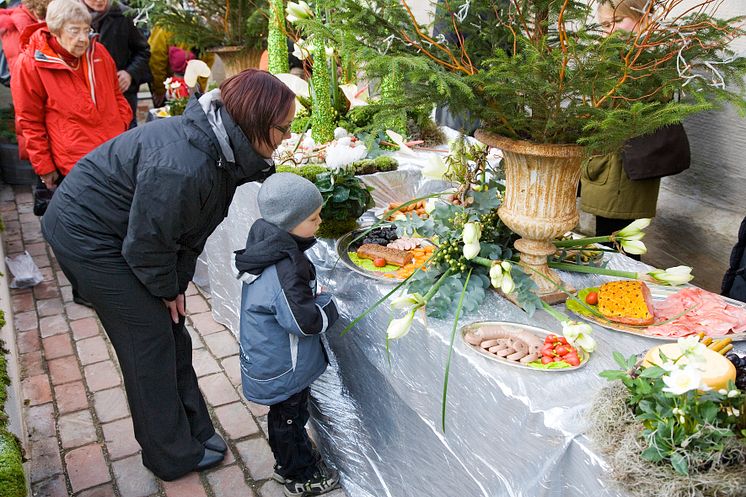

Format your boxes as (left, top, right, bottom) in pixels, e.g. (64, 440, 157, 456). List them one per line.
(2, 184, 348, 497)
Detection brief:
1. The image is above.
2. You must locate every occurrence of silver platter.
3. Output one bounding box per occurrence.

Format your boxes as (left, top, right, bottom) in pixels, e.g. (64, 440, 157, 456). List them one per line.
(460, 321, 589, 372)
(334, 228, 405, 283)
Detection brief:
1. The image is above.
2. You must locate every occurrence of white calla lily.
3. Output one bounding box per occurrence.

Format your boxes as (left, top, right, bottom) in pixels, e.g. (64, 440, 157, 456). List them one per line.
(385, 130, 415, 156)
(292, 38, 313, 60)
(422, 155, 448, 179)
(463, 242, 481, 260)
(339, 83, 369, 108)
(662, 366, 703, 395)
(184, 59, 211, 88)
(286, 0, 312, 23)
(390, 293, 426, 310)
(648, 266, 694, 286)
(462, 222, 482, 244)
(424, 198, 438, 215)
(387, 309, 416, 340)
(616, 218, 652, 238)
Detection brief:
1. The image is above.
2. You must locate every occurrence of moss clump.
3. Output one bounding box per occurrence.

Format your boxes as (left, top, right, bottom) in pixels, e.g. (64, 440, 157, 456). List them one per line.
(276, 164, 329, 182)
(349, 156, 399, 175)
(317, 218, 358, 239)
(290, 112, 311, 134)
(0, 430, 25, 497)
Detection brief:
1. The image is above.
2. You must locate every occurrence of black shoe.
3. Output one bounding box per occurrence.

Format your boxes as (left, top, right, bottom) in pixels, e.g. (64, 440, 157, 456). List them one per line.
(196, 448, 225, 472)
(203, 433, 227, 453)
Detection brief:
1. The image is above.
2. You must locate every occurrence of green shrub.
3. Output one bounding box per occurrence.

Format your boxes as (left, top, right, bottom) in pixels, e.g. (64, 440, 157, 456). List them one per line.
(276, 164, 329, 182)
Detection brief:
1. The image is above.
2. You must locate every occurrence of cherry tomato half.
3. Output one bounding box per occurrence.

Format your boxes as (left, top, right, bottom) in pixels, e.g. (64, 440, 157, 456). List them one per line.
(585, 291, 599, 306)
(373, 257, 387, 267)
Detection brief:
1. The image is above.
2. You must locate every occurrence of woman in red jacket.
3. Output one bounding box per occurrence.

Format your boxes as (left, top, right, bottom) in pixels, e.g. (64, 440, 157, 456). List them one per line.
(0, 0, 50, 158)
(10, 0, 131, 188)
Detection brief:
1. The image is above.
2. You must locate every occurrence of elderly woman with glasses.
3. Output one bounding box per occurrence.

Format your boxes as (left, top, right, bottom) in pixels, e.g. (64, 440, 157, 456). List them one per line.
(11, 0, 131, 190)
(42, 69, 295, 481)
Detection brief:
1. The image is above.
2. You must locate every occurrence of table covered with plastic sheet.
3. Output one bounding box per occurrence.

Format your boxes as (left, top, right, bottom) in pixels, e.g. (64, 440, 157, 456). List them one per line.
(201, 167, 740, 497)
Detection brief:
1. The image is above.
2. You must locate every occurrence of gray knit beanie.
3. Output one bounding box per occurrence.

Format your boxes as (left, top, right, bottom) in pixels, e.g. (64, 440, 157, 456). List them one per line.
(258, 173, 324, 231)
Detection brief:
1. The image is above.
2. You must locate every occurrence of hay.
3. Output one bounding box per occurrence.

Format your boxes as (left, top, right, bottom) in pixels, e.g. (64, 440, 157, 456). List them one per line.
(588, 382, 746, 497)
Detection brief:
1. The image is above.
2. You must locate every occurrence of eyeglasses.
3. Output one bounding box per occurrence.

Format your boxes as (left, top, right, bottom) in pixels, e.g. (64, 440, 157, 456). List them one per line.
(273, 123, 293, 135)
(63, 25, 93, 38)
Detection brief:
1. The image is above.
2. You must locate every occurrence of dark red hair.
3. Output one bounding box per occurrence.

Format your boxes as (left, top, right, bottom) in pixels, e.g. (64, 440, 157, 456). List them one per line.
(220, 69, 295, 150)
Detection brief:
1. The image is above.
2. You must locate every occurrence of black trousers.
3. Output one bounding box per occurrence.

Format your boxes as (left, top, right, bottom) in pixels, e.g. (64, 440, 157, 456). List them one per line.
(268, 387, 318, 481)
(49, 243, 213, 481)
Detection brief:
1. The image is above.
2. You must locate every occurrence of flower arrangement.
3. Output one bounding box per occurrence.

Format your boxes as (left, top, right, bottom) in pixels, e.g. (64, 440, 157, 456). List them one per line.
(590, 341, 746, 496)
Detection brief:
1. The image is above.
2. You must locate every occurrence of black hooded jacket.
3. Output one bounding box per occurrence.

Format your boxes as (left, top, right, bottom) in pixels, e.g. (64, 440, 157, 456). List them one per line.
(90, 1, 151, 95)
(42, 94, 274, 300)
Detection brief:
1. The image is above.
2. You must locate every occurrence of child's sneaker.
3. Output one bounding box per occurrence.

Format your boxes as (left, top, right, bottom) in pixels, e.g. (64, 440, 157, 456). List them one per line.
(272, 464, 287, 484)
(283, 466, 339, 497)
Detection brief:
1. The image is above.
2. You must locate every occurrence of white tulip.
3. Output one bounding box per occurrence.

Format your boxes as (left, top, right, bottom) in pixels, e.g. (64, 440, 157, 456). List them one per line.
(422, 155, 449, 179)
(500, 272, 515, 294)
(386, 309, 415, 340)
(616, 218, 652, 238)
(648, 266, 694, 286)
(561, 321, 596, 353)
(662, 367, 703, 395)
(462, 222, 482, 244)
(620, 239, 647, 255)
(390, 292, 425, 310)
(463, 242, 480, 260)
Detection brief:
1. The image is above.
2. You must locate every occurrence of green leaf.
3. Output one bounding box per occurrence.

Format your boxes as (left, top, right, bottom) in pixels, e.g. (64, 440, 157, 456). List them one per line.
(639, 366, 665, 379)
(442, 268, 472, 432)
(612, 351, 628, 369)
(670, 452, 689, 475)
(331, 186, 351, 203)
(599, 370, 628, 381)
(641, 445, 664, 462)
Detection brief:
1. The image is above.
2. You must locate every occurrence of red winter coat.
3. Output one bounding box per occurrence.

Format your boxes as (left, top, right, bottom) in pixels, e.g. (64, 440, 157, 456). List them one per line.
(11, 24, 132, 176)
(0, 4, 39, 159)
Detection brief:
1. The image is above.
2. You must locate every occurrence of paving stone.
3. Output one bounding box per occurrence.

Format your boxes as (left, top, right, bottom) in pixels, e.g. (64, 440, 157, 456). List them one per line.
(214, 402, 260, 440)
(198, 373, 240, 407)
(186, 294, 210, 314)
(65, 444, 111, 493)
(112, 454, 159, 497)
(162, 471, 208, 497)
(236, 437, 275, 481)
(76, 336, 110, 365)
(102, 417, 140, 460)
(48, 355, 83, 385)
(40, 267, 55, 282)
(55, 270, 70, 286)
(193, 347, 222, 377)
(203, 330, 238, 359)
(43, 333, 74, 360)
(39, 314, 70, 337)
(34, 280, 61, 300)
(17, 328, 41, 354)
(20, 350, 45, 377)
(23, 374, 52, 406)
(185, 282, 199, 296)
(12, 292, 35, 312)
(15, 190, 32, 203)
(5, 237, 24, 253)
(31, 474, 68, 497)
(14, 309, 38, 331)
(65, 301, 96, 320)
(94, 387, 129, 423)
(37, 297, 64, 317)
(60, 284, 73, 303)
(25, 241, 47, 256)
(26, 403, 57, 441)
(59, 410, 97, 449)
(246, 401, 270, 418)
(258, 416, 269, 439)
(84, 361, 121, 392)
(29, 436, 64, 483)
(55, 380, 90, 414)
(76, 483, 118, 497)
(186, 323, 203, 349)
(221, 355, 241, 387)
(33, 252, 51, 269)
(206, 465, 254, 497)
(189, 312, 225, 335)
(260, 480, 285, 497)
(71, 317, 100, 340)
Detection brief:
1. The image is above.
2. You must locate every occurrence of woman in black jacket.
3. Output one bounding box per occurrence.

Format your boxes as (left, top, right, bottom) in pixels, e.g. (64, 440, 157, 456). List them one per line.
(83, 0, 151, 126)
(42, 69, 296, 481)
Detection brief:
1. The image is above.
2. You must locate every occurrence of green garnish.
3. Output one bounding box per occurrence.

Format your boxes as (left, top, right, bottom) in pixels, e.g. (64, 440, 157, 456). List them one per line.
(348, 252, 398, 272)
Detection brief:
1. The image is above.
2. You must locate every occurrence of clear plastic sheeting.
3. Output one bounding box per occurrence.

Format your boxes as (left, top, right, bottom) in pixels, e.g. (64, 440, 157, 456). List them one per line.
(203, 161, 743, 497)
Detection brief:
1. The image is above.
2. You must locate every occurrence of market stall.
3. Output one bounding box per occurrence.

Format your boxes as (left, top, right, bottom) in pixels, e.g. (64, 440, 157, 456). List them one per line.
(200, 160, 745, 497)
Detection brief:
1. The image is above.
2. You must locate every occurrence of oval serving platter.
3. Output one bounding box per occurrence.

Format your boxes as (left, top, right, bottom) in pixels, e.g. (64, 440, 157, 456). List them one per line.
(460, 321, 589, 372)
(335, 228, 432, 283)
(567, 284, 746, 342)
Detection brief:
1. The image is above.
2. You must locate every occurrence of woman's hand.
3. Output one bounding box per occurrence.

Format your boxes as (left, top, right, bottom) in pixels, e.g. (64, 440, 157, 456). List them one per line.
(163, 294, 186, 323)
(117, 70, 133, 93)
(41, 171, 60, 190)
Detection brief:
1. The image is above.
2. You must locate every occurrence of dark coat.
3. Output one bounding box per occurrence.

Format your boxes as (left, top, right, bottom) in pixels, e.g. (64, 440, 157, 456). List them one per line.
(41, 93, 274, 300)
(234, 219, 339, 405)
(722, 216, 746, 303)
(90, 2, 151, 96)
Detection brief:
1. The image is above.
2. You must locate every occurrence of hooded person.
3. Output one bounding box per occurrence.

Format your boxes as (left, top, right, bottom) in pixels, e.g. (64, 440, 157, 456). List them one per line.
(41, 69, 296, 481)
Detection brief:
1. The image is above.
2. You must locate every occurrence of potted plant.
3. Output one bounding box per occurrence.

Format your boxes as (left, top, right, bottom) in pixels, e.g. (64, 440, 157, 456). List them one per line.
(314, 167, 374, 238)
(148, 0, 269, 77)
(312, 0, 746, 298)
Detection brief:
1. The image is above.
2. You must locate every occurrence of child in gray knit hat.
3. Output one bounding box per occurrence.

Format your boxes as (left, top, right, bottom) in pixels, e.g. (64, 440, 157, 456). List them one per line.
(233, 173, 341, 496)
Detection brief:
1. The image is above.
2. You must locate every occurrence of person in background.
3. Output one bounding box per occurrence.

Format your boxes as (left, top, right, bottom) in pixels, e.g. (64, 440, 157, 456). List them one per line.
(234, 173, 340, 497)
(722, 216, 746, 303)
(580, 0, 690, 254)
(148, 24, 213, 108)
(11, 0, 131, 188)
(82, 0, 151, 127)
(0, 0, 50, 157)
(41, 69, 295, 481)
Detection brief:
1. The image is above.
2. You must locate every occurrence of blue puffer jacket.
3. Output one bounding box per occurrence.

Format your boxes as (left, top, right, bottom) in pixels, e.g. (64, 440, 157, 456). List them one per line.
(234, 219, 339, 405)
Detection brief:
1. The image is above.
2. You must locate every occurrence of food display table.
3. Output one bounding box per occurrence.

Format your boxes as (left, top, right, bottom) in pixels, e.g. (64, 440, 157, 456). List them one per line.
(201, 164, 744, 497)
